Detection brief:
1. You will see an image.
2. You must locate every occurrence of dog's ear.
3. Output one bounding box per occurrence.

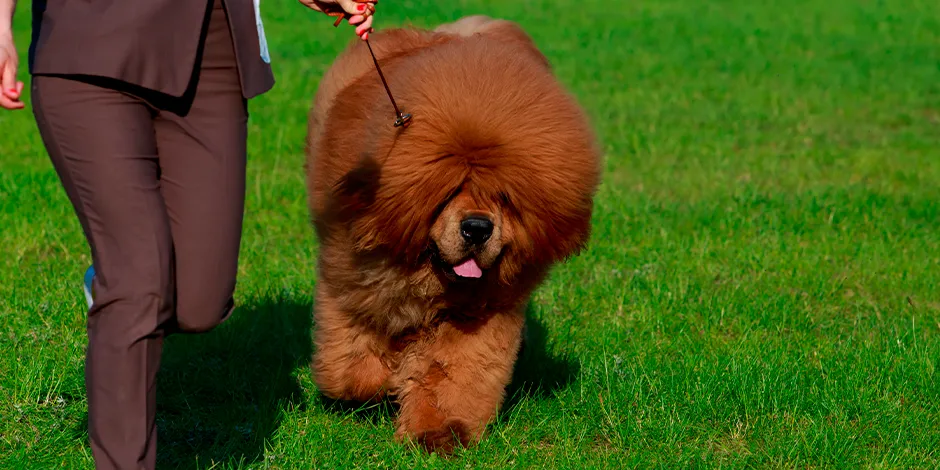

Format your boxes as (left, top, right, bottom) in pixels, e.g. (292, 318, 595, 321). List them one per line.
(481, 20, 552, 71)
(325, 153, 381, 221)
(320, 155, 389, 253)
(437, 16, 552, 71)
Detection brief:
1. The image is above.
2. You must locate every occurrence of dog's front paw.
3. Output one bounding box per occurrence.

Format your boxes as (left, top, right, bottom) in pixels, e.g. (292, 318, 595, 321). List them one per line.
(313, 352, 390, 403)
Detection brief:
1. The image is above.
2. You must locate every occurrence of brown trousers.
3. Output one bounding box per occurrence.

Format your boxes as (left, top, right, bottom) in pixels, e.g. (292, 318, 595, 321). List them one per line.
(30, 0, 247, 468)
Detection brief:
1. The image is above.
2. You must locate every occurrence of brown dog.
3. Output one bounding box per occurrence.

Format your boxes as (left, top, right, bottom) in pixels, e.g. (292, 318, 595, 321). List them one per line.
(304, 15, 601, 453)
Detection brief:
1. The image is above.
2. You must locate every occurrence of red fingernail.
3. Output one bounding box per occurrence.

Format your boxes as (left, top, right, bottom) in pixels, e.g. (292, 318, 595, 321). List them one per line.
(357, 4, 365, 10)
(363, 32, 369, 40)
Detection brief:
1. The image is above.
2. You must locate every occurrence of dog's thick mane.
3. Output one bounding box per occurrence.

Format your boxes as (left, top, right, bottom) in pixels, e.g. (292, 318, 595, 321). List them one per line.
(307, 19, 600, 285)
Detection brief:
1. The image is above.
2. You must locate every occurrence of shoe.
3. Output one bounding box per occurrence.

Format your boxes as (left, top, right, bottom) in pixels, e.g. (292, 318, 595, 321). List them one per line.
(83, 265, 95, 308)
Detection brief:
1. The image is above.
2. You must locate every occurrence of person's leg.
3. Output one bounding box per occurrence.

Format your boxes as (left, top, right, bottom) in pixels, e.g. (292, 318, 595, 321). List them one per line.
(31, 75, 173, 470)
(156, 0, 249, 333)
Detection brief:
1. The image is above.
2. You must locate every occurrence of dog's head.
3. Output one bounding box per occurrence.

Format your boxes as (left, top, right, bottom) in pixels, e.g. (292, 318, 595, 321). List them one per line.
(326, 30, 601, 288)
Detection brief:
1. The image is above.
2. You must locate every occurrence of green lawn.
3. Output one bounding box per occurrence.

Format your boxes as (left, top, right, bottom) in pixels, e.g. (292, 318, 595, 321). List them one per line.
(2, 0, 939, 467)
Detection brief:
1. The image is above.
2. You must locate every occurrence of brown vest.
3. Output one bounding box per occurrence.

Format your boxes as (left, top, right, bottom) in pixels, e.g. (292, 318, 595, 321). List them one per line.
(28, 0, 275, 99)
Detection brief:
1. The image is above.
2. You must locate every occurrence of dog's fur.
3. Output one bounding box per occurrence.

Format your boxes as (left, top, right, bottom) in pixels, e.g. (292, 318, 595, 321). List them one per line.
(304, 16, 601, 453)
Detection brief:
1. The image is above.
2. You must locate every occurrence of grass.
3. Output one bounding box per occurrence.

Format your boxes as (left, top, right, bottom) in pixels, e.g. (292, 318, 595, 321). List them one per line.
(2, 0, 939, 467)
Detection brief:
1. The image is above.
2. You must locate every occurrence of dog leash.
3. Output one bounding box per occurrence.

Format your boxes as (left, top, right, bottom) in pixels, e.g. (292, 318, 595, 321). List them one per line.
(364, 39, 412, 127)
(330, 6, 413, 128)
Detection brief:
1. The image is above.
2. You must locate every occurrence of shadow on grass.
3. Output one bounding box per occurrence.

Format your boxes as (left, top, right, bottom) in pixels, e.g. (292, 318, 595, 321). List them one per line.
(70, 298, 575, 464)
(315, 394, 397, 427)
(152, 296, 313, 469)
(502, 304, 581, 415)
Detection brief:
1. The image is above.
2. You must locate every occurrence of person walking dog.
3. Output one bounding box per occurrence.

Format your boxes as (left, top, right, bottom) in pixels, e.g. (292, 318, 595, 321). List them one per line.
(0, 0, 376, 468)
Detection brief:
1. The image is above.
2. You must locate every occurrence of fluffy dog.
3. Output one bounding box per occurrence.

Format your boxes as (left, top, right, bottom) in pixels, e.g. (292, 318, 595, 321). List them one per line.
(304, 15, 601, 453)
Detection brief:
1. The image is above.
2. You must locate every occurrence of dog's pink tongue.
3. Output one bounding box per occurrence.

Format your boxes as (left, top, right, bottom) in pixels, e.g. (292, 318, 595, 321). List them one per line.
(454, 258, 483, 278)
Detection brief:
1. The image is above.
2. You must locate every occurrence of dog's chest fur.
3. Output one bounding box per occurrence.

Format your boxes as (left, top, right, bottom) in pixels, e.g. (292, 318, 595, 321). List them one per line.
(318, 232, 539, 339)
(320, 243, 462, 335)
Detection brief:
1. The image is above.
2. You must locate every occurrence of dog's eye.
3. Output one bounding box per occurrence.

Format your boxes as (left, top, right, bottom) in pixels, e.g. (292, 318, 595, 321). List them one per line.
(431, 187, 463, 221)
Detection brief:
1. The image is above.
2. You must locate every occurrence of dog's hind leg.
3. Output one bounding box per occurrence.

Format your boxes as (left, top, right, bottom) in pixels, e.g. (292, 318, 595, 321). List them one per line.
(312, 290, 392, 403)
(391, 309, 525, 453)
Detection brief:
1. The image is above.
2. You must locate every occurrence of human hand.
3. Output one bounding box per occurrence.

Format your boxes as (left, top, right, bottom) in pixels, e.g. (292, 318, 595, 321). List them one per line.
(299, 0, 376, 40)
(0, 32, 24, 110)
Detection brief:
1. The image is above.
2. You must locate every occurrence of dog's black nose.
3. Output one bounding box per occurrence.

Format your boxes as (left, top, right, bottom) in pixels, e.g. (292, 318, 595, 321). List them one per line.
(460, 217, 493, 245)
